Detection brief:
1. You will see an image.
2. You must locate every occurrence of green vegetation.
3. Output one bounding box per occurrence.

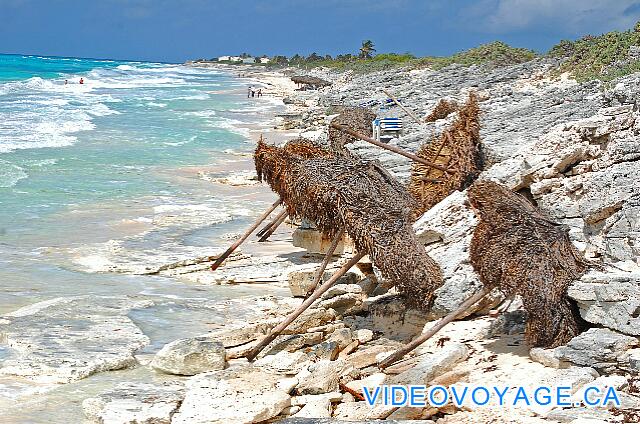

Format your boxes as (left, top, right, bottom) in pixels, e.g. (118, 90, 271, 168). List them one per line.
(415, 41, 538, 70)
(215, 21, 640, 81)
(272, 41, 537, 73)
(548, 22, 640, 82)
(359, 40, 376, 59)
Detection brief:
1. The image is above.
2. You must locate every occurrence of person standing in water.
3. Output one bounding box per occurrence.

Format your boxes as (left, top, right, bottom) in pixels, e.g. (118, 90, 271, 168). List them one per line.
(248, 86, 252, 98)
(257, 89, 262, 97)
(79, 78, 84, 85)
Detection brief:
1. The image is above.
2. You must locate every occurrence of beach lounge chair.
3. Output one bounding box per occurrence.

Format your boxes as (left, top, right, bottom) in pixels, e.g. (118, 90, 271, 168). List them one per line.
(372, 117, 403, 142)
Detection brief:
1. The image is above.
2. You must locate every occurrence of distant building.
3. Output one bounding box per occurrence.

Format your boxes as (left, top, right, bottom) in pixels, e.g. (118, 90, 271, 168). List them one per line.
(259, 57, 271, 64)
(229, 56, 243, 62)
(217, 55, 231, 62)
(242, 57, 256, 64)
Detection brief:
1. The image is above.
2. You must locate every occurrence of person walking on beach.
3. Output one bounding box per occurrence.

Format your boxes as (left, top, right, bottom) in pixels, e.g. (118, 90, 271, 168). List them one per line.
(251, 88, 255, 98)
(257, 89, 262, 97)
(248, 86, 252, 98)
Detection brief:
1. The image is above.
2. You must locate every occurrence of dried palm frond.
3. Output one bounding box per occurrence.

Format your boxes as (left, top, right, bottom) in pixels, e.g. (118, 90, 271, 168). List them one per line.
(291, 75, 332, 87)
(424, 99, 459, 123)
(468, 180, 589, 348)
(254, 138, 443, 309)
(328, 107, 377, 153)
(408, 92, 483, 215)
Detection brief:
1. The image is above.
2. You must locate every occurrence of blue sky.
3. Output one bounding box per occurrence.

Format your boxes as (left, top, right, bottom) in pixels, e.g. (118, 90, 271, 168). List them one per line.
(1, 0, 640, 63)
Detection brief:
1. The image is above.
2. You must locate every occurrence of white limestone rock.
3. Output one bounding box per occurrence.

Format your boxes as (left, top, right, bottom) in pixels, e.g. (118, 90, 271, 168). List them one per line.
(82, 382, 185, 424)
(151, 337, 226, 376)
(172, 365, 292, 424)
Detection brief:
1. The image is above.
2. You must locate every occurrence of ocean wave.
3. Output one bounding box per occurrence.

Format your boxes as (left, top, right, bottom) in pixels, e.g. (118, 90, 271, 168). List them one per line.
(208, 117, 253, 139)
(168, 94, 210, 101)
(0, 161, 28, 188)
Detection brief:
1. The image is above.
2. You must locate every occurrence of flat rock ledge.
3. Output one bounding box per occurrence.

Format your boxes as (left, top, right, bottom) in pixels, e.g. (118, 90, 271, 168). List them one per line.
(82, 382, 185, 424)
(0, 296, 150, 384)
(171, 365, 292, 424)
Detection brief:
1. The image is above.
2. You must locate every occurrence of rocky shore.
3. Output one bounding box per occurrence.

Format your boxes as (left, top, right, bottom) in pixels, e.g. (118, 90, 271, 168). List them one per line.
(2, 60, 639, 423)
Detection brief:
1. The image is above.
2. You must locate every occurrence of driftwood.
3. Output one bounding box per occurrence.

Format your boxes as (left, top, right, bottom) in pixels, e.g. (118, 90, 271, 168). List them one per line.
(210, 198, 281, 271)
(408, 93, 483, 215)
(246, 251, 366, 361)
(468, 180, 589, 348)
(255, 138, 443, 309)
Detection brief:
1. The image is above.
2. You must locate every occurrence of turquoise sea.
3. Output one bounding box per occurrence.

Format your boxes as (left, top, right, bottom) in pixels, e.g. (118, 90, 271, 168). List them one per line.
(0, 54, 286, 420)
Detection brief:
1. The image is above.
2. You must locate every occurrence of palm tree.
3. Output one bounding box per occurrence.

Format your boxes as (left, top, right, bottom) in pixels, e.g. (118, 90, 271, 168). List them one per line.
(359, 40, 376, 59)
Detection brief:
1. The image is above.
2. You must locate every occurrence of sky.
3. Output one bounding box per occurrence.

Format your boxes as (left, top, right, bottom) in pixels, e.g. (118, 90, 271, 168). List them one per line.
(1, 0, 640, 63)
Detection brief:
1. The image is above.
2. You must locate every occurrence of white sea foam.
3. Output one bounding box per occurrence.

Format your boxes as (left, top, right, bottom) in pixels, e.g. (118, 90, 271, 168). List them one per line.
(0, 161, 28, 188)
(209, 117, 252, 138)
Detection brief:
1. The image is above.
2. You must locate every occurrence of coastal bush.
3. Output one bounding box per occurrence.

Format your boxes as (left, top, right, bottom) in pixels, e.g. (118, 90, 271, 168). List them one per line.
(548, 23, 640, 82)
(415, 41, 538, 70)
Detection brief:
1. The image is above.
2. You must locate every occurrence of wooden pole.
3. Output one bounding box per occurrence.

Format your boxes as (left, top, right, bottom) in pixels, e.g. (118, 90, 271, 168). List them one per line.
(378, 287, 490, 370)
(306, 229, 345, 296)
(256, 209, 286, 238)
(330, 123, 450, 173)
(246, 251, 366, 361)
(258, 210, 288, 242)
(210, 199, 281, 271)
(381, 88, 423, 125)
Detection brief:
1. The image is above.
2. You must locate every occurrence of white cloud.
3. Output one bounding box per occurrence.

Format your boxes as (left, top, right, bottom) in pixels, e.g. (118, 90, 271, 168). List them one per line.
(463, 0, 640, 34)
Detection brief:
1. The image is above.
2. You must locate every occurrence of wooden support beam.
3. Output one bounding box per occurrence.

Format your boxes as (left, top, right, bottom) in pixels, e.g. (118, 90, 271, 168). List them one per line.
(258, 210, 288, 242)
(210, 198, 281, 271)
(306, 229, 345, 296)
(381, 88, 423, 125)
(256, 209, 286, 238)
(330, 123, 450, 173)
(246, 251, 366, 361)
(378, 288, 490, 370)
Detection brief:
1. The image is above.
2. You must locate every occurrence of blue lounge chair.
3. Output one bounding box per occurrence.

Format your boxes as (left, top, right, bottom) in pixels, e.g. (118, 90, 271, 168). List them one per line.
(372, 117, 403, 142)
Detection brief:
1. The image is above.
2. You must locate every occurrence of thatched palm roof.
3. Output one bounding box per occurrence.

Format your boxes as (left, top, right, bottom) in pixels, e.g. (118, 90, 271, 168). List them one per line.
(468, 180, 589, 348)
(291, 75, 332, 87)
(254, 138, 443, 309)
(424, 99, 458, 123)
(328, 107, 377, 154)
(408, 93, 483, 216)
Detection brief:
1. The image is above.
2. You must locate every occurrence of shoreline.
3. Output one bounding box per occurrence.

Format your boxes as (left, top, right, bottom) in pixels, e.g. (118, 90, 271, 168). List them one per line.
(2, 59, 640, 423)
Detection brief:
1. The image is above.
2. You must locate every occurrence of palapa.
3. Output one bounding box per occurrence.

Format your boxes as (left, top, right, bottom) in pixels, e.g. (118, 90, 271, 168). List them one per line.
(255, 138, 443, 309)
(408, 92, 483, 215)
(468, 180, 589, 348)
(290, 75, 332, 88)
(424, 98, 459, 123)
(327, 107, 377, 154)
